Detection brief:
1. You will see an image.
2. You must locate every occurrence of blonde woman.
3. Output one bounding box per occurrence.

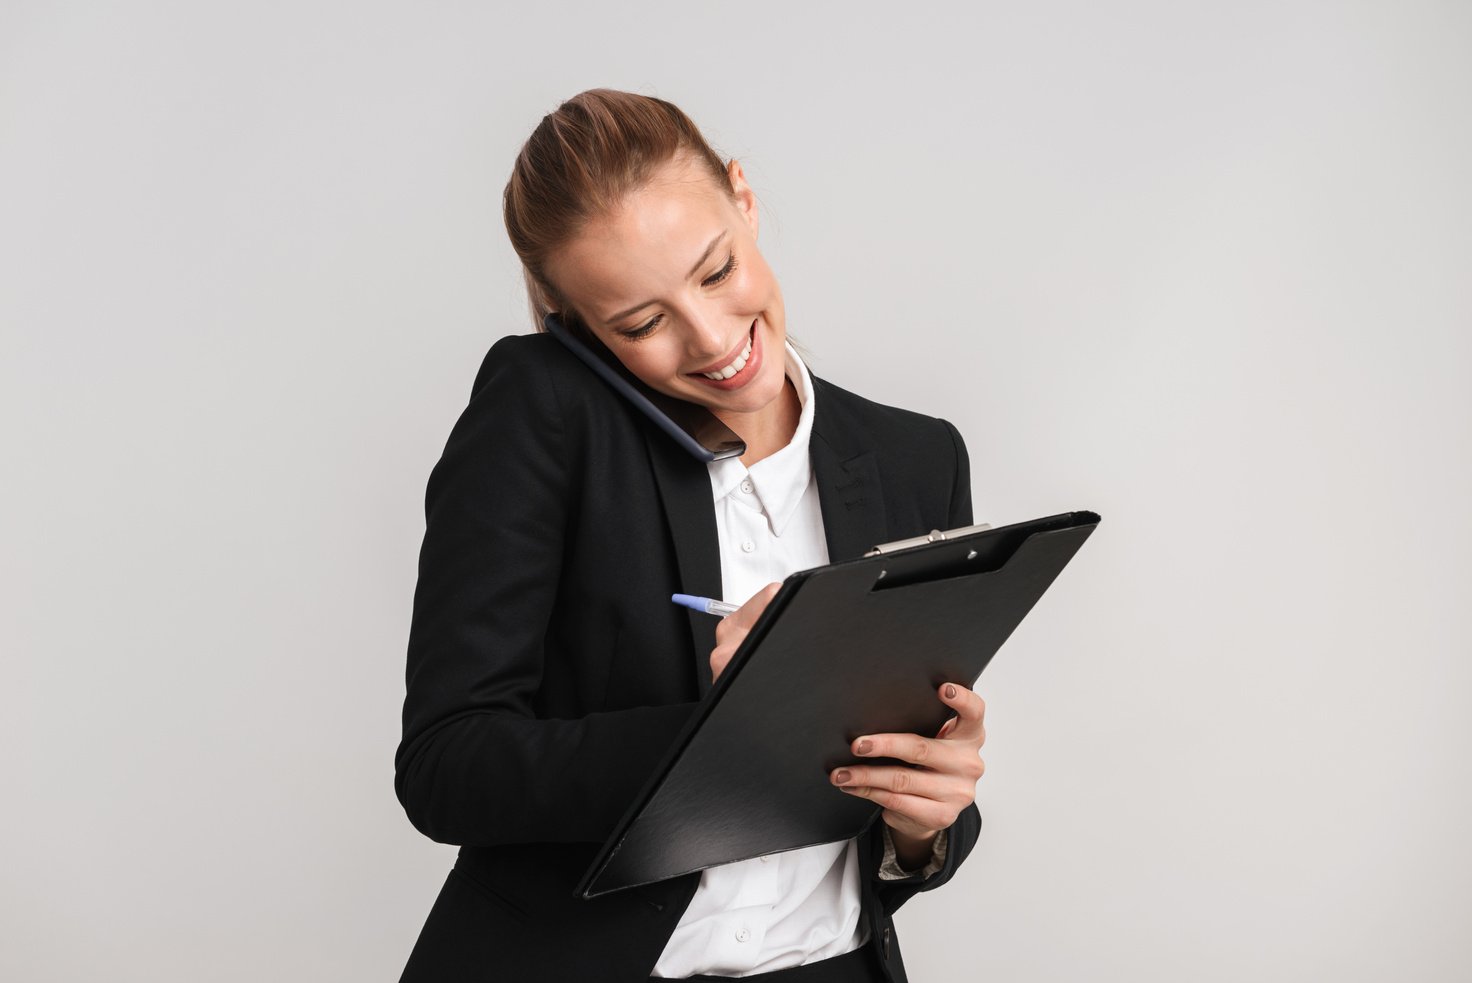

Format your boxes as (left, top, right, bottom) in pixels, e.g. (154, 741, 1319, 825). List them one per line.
(395, 88, 987, 983)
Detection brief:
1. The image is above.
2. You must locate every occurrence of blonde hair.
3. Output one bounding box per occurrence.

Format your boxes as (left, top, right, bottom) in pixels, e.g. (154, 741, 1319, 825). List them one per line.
(502, 88, 739, 344)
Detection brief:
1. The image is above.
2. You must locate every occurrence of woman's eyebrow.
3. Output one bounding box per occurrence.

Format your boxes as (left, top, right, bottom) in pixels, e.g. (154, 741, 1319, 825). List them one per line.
(604, 229, 729, 324)
(684, 229, 729, 279)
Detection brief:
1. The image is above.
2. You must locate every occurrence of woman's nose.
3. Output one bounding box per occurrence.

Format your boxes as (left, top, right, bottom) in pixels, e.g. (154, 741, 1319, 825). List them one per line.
(682, 307, 734, 360)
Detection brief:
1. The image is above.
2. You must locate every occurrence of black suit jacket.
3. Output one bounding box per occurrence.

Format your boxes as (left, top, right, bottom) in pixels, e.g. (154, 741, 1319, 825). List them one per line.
(395, 332, 982, 982)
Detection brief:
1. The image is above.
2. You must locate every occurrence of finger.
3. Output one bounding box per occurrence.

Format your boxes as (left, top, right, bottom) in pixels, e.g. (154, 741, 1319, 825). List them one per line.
(852, 731, 938, 767)
(712, 587, 779, 678)
(938, 682, 986, 741)
(884, 796, 959, 833)
(709, 647, 732, 681)
(831, 763, 958, 801)
(731, 582, 781, 631)
(840, 787, 958, 832)
(852, 732, 984, 780)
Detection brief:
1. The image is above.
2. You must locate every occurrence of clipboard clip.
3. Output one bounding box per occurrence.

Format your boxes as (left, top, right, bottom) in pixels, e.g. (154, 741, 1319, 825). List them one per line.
(864, 522, 993, 557)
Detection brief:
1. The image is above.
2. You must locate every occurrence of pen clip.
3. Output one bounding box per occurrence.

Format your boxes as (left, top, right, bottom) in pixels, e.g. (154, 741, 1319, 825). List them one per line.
(864, 522, 993, 557)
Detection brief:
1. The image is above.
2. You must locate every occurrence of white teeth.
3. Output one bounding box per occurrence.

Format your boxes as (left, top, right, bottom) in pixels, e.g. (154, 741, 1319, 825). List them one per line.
(702, 332, 753, 380)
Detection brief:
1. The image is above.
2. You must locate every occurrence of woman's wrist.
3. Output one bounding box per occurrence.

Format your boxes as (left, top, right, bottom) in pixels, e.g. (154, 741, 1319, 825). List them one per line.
(886, 824, 940, 871)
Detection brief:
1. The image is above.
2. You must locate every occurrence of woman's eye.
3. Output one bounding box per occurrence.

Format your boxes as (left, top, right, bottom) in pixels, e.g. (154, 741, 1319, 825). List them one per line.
(623, 316, 660, 340)
(703, 252, 738, 287)
(621, 253, 738, 340)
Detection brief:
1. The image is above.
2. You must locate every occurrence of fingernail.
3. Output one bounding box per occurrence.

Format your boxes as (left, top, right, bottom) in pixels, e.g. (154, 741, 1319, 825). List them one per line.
(945, 684, 956, 699)
(855, 738, 872, 754)
(833, 769, 851, 785)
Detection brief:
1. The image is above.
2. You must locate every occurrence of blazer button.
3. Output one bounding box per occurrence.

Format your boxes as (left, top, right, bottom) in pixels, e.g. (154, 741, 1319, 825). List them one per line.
(882, 925, 891, 958)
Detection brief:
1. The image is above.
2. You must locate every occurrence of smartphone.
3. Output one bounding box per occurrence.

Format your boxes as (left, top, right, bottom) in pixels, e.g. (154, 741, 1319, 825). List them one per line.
(543, 312, 746, 462)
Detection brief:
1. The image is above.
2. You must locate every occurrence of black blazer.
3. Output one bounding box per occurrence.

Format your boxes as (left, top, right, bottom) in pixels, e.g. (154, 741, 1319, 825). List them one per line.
(395, 331, 982, 982)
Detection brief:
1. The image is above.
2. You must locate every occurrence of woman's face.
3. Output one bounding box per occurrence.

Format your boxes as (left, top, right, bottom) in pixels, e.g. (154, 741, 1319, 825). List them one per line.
(544, 153, 788, 421)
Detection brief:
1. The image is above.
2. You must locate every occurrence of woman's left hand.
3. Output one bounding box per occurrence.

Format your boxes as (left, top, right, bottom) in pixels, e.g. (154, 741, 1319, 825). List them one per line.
(829, 682, 986, 845)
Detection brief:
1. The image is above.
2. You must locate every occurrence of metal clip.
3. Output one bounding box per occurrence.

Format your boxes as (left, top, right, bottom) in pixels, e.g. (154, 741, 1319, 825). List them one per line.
(864, 522, 992, 557)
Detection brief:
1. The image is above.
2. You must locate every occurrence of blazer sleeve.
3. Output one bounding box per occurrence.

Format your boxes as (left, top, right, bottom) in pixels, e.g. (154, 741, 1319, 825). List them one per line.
(394, 336, 699, 848)
(943, 416, 974, 533)
(870, 416, 984, 912)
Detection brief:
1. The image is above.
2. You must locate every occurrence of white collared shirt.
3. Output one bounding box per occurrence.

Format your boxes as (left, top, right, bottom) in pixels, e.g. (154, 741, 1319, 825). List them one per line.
(651, 340, 947, 979)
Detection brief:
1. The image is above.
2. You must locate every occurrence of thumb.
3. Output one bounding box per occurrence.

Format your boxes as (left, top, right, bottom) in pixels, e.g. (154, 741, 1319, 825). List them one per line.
(735, 582, 782, 628)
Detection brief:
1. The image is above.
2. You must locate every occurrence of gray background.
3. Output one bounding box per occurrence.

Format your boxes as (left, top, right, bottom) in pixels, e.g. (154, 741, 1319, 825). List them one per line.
(3, 1, 1469, 980)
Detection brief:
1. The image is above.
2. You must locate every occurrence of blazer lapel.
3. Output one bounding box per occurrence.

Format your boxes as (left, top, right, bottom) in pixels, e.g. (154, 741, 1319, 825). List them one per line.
(642, 372, 889, 701)
(641, 424, 724, 700)
(809, 373, 890, 566)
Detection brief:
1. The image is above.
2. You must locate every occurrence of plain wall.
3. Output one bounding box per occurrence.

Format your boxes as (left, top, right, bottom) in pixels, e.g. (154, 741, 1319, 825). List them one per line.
(2, 1, 1469, 979)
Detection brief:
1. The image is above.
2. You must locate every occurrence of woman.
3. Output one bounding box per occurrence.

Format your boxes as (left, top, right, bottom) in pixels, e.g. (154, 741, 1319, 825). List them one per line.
(395, 88, 987, 983)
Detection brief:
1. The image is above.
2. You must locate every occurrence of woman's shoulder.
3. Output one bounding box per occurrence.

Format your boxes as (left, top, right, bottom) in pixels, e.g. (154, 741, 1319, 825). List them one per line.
(456, 331, 628, 437)
(451, 331, 652, 466)
(811, 372, 945, 424)
(809, 371, 965, 461)
(466, 331, 588, 403)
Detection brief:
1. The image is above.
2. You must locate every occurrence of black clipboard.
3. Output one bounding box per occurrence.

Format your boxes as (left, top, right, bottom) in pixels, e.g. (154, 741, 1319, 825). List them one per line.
(574, 509, 1102, 899)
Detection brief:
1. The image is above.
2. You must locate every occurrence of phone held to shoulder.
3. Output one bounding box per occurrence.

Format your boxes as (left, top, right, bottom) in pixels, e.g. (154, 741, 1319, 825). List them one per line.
(543, 311, 746, 463)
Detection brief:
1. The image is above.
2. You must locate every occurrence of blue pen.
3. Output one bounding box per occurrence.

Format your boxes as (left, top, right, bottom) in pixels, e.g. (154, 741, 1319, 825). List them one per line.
(671, 593, 740, 617)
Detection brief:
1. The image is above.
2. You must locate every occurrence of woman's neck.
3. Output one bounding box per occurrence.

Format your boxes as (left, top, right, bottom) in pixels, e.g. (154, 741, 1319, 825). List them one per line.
(715, 374, 802, 468)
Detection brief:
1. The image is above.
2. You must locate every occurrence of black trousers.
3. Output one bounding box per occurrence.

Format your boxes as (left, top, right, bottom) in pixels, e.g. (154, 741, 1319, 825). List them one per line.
(650, 943, 887, 983)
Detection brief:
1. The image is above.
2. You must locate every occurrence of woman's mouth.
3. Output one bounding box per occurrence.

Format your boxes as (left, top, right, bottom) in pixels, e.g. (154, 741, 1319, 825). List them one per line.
(687, 320, 761, 390)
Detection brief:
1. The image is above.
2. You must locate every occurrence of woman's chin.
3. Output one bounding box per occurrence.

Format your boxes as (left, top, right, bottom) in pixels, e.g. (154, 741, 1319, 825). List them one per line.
(705, 363, 785, 414)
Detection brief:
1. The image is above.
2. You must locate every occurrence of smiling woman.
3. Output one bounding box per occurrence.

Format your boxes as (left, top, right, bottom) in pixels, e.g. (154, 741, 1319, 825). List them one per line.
(394, 88, 986, 983)
(520, 121, 798, 463)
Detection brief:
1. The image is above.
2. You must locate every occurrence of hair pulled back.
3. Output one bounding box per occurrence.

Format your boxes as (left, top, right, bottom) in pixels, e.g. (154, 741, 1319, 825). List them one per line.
(503, 88, 736, 339)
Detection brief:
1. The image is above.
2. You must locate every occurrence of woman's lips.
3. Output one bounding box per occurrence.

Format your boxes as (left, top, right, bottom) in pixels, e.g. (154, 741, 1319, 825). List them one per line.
(687, 321, 756, 376)
(688, 320, 761, 390)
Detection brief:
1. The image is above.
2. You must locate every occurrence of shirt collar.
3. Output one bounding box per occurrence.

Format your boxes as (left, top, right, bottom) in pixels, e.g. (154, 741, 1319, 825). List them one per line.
(707, 338, 817, 537)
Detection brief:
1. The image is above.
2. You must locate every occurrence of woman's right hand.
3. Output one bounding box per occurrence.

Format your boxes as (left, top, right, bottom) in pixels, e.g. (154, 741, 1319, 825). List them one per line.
(709, 582, 782, 683)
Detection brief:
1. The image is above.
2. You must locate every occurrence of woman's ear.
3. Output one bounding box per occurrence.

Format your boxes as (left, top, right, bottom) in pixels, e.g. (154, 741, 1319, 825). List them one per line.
(726, 158, 760, 241)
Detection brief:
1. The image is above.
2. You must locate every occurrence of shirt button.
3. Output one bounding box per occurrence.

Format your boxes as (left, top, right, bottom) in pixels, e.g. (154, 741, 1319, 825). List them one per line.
(740, 479, 754, 494)
(741, 540, 755, 553)
(759, 855, 769, 863)
(735, 927, 751, 943)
